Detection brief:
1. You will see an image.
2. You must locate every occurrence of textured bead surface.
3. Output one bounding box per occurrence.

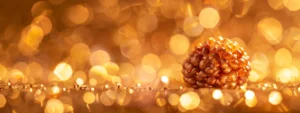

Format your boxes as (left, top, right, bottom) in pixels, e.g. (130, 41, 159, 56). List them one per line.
(182, 37, 251, 89)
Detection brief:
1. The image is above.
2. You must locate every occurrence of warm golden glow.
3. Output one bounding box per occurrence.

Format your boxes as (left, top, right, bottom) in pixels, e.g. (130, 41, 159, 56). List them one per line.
(212, 89, 223, 100)
(54, 62, 73, 81)
(66, 4, 90, 25)
(169, 34, 190, 55)
(161, 75, 169, 84)
(179, 92, 200, 110)
(0, 94, 6, 108)
(168, 93, 179, 106)
(137, 14, 158, 33)
(89, 65, 110, 84)
(275, 48, 292, 67)
(83, 92, 95, 104)
(90, 50, 111, 66)
(245, 96, 257, 107)
(76, 78, 84, 86)
(52, 86, 60, 94)
(268, 0, 284, 10)
(116, 90, 131, 106)
(135, 65, 157, 84)
(276, 68, 293, 83)
(142, 53, 161, 70)
(45, 99, 64, 113)
(258, 17, 282, 45)
(245, 90, 255, 100)
(183, 16, 203, 37)
(103, 62, 119, 76)
(199, 7, 220, 28)
(283, 0, 300, 11)
(156, 98, 167, 107)
(268, 91, 282, 105)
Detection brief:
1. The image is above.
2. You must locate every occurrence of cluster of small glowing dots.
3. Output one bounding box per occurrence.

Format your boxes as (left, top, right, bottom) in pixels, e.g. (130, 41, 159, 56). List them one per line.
(258, 17, 282, 45)
(54, 62, 73, 81)
(268, 91, 282, 105)
(76, 78, 84, 86)
(212, 89, 223, 100)
(52, 86, 60, 94)
(179, 92, 200, 110)
(169, 34, 190, 55)
(199, 7, 220, 28)
(245, 90, 255, 100)
(283, 0, 300, 11)
(161, 76, 169, 84)
(83, 92, 96, 104)
(45, 99, 64, 113)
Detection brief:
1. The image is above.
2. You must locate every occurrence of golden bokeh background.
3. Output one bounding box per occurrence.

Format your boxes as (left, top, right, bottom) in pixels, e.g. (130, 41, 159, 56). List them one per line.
(0, 0, 300, 112)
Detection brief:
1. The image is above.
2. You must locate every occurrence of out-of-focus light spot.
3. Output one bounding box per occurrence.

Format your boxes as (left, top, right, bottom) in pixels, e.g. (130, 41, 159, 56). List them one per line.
(116, 90, 131, 106)
(180, 91, 200, 110)
(83, 92, 95, 104)
(142, 53, 161, 70)
(275, 48, 292, 67)
(161, 76, 169, 84)
(120, 39, 141, 58)
(268, 91, 282, 105)
(212, 89, 223, 100)
(137, 83, 141, 87)
(89, 65, 110, 84)
(135, 65, 157, 84)
(31, 1, 52, 17)
(268, 0, 284, 10)
(70, 43, 91, 64)
(220, 93, 233, 106)
(156, 98, 166, 107)
(105, 84, 109, 89)
(111, 76, 121, 84)
(283, 0, 300, 11)
(0, 94, 6, 108)
(103, 62, 119, 76)
(66, 4, 90, 25)
(245, 96, 257, 107)
(199, 7, 220, 29)
(32, 15, 52, 35)
(52, 86, 60, 95)
(168, 93, 179, 106)
(249, 70, 260, 82)
(245, 90, 255, 100)
(89, 78, 97, 86)
(258, 17, 282, 45)
(169, 34, 190, 55)
(137, 14, 158, 33)
(128, 88, 134, 94)
(100, 90, 115, 106)
(277, 68, 293, 83)
(34, 90, 45, 103)
(90, 50, 110, 66)
(45, 99, 64, 113)
(0, 65, 7, 81)
(9, 69, 24, 84)
(19, 25, 44, 56)
(76, 78, 84, 86)
(54, 62, 73, 81)
(183, 16, 203, 37)
(28, 62, 43, 79)
(146, 0, 162, 6)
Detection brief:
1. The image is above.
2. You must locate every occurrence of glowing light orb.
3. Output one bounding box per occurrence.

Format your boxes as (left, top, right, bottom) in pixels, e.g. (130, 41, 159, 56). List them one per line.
(169, 34, 190, 55)
(89, 50, 110, 66)
(212, 89, 223, 100)
(183, 16, 203, 37)
(199, 7, 220, 29)
(275, 48, 292, 67)
(245, 90, 255, 100)
(0, 94, 6, 108)
(54, 62, 73, 81)
(283, 0, 300, 11)
(45, 99, 64, 113)
(161, 76, 169, 84)
(179, 92, 200, 110)
(83, 92, 95, 104)
(258, 17, 282, 45)
(168, 93, 179, 106)
(268, 91, 282, 105)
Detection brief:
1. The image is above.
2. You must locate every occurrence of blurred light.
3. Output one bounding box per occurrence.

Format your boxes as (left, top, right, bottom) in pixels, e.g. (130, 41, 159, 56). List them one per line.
(54, 62, 73, 81)
(105, 84, 109, 89)
(135, 65, 157, 84)
(169, 34, 190, 55)
(142, 53, 161, 70)
(83, 92, 95, 104)
(245, 90, 255, 100)
(99, 0, 118, 7)
(31, 1, 52, 17)
(76, 78, 84, 86)
(66, 4, 90, 25)
(0, 94, 6, 108)
(146, 0, 162, 6)
(73, 71, 86, 84)
(283, 0, 300, 11)
(89, 78, 97, 86)
(28, 62, 43, 79)
(161, 76, 169, 84)
(156, 98, 167, 107)
(91, 87, 95, 91)
(212, 89, 223, 100)
(268, 0, 284, 10)
(180, 91, 200, 110)
(9, 69, 24, 84)
(275, 48, 292, 67)
(128, 88, 134, 94)
(268, 91, 282, 105)
(45, 99, 64, 113)
(276, 68, 293, 83)
(19, 25, 44, 56)
(103, 62, 119, 76)
(199, 7, 220, 28)
(89, 65, 109, 84)
(48, 0, 65, 5)
(100, 91, 115, 106)
(34, 90, 45, 103)
(120, 39, 141, 58)
(183, 16, 203, 37)
(168, 93, 179, 106)
(258, 17, 282, 45)
(245, 96, 257, 107)
(137, 83, 141, 87)
(249, 70, 260, 82)
(90, 50, 110, 66)
(70, 43, 91, 64)
(52, 86, 60, 94)
(62, 88, 66, 91)
(137, 14, 158, 33)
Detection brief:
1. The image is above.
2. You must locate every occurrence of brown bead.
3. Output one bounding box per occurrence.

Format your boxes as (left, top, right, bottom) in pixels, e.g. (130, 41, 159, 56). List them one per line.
(212, 53, 220, 60)
(183, 62, 193, 71)
(215, 80, 222, 86)
(207, 77, 216, 85)
(223, 51, 232, 59)
(195, 75, 204, 81)
(199, 60, 208, 69)
(228, 72, 237, 82)
(185, 77, 196, 84)
(220, 75, 228, 84)
(221, 84, 229, 89)
(189, 68, 198, 77)
(190, 56, 201, 66)
(197, 71, 207, 78)
(234, 49, 243, 58)
(196, 82, 206, 87)
(238, 58, 246, 66)
(217, 47, 226, 54)
(223, 67, 232, 73)
(202, 47, 210, 55)
(229, 60, 239, 70)
(205, 67, 214, 75)
(182, 70, 189, 77)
